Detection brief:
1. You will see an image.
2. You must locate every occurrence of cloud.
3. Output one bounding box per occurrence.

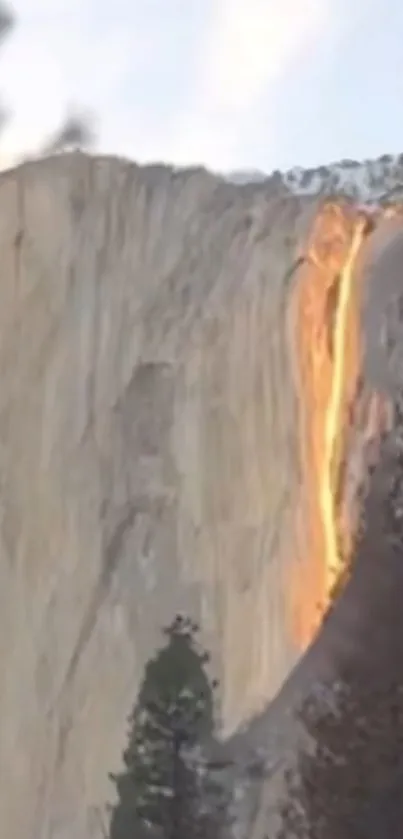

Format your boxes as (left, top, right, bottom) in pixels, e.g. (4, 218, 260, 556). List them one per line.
(203, 0, 331, 108)
(0, 0, 179, 168)
(0, 0, 338, 173)
(169, 0, 335, 169)
(0, 0, 137, 166)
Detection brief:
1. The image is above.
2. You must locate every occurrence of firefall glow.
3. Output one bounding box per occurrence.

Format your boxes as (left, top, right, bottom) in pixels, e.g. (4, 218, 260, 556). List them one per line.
(290, 205, 368, 647)
(321, 219, 366, 591)
(291, 204, 403, 650)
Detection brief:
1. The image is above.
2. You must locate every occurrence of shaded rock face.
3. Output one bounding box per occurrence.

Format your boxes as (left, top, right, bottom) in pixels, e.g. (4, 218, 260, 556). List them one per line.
(362, 214, 403, 397)
(240, 417, 403, 839)
(0, 154, 398, 838)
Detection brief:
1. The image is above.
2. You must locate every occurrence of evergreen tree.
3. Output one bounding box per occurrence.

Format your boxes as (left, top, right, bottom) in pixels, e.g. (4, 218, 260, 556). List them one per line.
(108, 615, 229, 839)
(0, 4, 96, 160)
(0, 3, 13, 46)
(0, 2, 13, 134)
(40, 108, 96, 155)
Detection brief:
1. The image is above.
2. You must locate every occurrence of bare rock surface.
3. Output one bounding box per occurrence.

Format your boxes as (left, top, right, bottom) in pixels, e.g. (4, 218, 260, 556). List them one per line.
(0, 153, 323, 839)
(3, 153, 400, 838)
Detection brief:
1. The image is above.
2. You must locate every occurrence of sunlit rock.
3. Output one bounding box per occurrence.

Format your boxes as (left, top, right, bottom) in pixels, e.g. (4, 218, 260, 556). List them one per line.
(0, 153, 399, 838)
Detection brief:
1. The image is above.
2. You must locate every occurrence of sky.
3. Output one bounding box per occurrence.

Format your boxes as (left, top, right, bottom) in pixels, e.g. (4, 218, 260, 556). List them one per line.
(1, 0, 403, 174)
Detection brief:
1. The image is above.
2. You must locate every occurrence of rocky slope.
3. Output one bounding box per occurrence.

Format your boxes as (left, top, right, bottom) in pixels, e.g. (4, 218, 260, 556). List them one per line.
(0, 152, 400, 838)
(228, 151, 403, 203)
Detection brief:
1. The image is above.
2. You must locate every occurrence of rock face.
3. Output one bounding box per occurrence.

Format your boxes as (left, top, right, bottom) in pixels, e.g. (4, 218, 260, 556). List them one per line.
(0, 153, 396, 838)
(226, 209, 403, 839)
(0, 154, 311, 838)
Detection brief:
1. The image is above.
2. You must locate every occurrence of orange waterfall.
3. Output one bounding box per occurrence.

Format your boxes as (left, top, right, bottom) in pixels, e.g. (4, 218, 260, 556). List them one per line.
(290, 204, 368, 648)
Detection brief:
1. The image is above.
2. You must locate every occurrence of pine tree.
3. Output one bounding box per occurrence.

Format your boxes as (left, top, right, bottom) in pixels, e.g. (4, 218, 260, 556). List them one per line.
(0, 4, 96, 160)
(108, 615, 229, 839)
(40, 108, 96, 155)
(0, 3, 13, 46)
(0, 2, 13, 134)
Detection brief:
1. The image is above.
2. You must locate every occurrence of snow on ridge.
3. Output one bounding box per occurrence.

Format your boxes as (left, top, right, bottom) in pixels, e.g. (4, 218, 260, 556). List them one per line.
(226, 152, 403, 204)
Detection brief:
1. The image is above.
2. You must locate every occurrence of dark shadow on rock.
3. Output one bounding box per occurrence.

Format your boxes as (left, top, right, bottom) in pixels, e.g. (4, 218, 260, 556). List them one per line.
(214, 422, 403, 837)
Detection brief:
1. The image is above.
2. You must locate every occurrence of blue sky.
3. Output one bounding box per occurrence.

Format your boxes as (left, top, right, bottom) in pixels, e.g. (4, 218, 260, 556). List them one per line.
(1, 0, 403, 173)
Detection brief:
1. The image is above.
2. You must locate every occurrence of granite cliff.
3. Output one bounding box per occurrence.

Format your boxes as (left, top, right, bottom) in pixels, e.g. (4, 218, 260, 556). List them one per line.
(0, 153, 401, 838)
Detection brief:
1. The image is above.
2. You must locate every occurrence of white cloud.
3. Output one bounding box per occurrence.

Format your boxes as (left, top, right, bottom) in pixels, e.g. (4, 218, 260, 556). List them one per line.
(203, 0, 330, 108)
(0, 0, 340, 173)
(0, 0, 162, 168)
(169, 0, 335, 169)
